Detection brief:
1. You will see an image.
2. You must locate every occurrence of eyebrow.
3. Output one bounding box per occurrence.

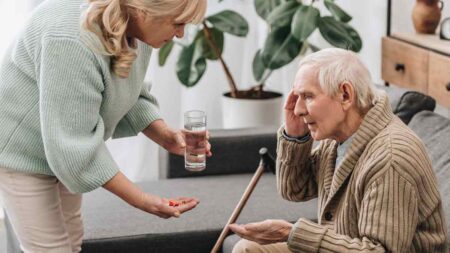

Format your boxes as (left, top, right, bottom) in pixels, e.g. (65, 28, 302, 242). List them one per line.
(294, 89, 312, 96)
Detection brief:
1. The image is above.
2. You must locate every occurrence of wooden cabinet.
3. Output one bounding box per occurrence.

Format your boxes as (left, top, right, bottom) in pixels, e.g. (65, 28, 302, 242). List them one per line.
(428, 52, 450, 107)
(382, 33, 450, 107)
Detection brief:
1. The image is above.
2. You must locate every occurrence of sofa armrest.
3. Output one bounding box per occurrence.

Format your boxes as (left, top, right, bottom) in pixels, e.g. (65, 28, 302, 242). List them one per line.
(159, 127, 278, 179)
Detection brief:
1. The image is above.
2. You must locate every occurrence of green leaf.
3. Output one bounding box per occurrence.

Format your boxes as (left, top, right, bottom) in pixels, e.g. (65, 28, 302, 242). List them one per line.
(261, 26, 303, 69)
(324, 0, 352, 23)
(252, 50, 266, 81)
(254, 0, 281, 20)
(176, 42, 207, 87)
(291, 5, 320, 42)
(206, 10, 249, 37)
(196, 27, 224, 60)
(318, 16, 362, 52)
(266, 1, 301, 28)
(158, 40, 174, 66)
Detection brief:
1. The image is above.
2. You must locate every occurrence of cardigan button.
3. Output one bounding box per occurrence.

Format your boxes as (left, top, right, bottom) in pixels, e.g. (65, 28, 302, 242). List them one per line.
(324, 212, 333, 221)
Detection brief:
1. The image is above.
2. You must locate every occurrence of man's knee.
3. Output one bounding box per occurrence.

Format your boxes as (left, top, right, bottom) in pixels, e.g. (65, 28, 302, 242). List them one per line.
(232, 239, 262, 253)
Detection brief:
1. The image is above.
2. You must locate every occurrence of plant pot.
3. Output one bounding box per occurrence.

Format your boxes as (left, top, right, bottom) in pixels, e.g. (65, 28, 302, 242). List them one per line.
(221, 90, 283, 129)
(412, 0, 443, 34)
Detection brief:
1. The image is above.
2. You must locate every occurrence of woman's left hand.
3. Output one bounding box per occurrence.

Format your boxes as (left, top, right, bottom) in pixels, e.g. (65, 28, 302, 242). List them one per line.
(143, 119, 212, 157)
(163, 128, 212, 157)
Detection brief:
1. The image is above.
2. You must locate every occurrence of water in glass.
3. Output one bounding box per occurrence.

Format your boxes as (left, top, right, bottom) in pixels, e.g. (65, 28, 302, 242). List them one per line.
(184, 122, 206, 171)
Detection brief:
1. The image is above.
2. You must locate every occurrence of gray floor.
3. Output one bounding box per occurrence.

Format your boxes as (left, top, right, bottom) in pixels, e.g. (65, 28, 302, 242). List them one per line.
(1, 219, 6, 253)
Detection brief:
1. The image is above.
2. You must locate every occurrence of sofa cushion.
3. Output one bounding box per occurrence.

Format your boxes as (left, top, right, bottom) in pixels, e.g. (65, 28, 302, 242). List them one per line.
(223, 234, 241, 253)
(393, 91, 436, 124)
(408, 111, 450, 233)
(81, 174, 318, 253)
(375, 84, 408, 110)
(160, 127, 278, 178)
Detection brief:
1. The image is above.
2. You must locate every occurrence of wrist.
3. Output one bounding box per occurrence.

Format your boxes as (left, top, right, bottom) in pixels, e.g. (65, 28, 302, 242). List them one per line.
(282, 128, 311, 143)
(103, 172, 145, 209)
(135, 191, 146, 210)
(144, 119, 172, 144)
(284, 223, 293, 241)
(284, 125, 309, 139)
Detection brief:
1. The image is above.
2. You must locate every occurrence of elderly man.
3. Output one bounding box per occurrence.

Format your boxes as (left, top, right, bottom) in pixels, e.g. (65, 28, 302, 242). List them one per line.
(229, 48, 448, 252)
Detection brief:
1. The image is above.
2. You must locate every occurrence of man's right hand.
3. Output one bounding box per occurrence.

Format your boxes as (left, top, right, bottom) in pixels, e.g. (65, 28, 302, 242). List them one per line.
(284, 91, 309, 137)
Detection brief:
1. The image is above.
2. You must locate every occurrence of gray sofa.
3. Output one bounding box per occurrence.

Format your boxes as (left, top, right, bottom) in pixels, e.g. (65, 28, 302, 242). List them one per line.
(3, 86, 449, 253)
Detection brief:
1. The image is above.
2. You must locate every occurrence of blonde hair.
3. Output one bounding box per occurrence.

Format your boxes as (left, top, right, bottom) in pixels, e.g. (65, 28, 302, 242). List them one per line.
(298, 48, 380, 111)
(83, 0, 206, 78)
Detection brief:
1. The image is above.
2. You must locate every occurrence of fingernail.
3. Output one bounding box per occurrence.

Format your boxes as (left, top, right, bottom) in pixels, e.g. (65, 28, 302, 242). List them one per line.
(174, 212, 180, 217)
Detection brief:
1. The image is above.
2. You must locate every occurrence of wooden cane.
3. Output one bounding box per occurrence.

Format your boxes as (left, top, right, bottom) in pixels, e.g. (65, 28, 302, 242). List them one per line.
(211, 148, 275, 253)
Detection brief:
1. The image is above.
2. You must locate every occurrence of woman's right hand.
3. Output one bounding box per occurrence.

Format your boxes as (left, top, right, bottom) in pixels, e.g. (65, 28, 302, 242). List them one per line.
(103, 172, 199, 219)
(284, 91, 309, 137)
(139, 193, 199, 219)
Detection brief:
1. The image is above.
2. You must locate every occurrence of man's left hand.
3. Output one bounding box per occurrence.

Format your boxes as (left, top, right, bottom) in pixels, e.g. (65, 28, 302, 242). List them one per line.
(228, 219, 293, 245)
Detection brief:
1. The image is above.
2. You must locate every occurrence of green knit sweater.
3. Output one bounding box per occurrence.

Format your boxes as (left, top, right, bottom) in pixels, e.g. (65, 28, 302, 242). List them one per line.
(0, 0, 160, 193)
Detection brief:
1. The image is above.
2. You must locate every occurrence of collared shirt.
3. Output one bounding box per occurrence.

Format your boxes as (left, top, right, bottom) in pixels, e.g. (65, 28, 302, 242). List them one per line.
(335, 134, 355, 169)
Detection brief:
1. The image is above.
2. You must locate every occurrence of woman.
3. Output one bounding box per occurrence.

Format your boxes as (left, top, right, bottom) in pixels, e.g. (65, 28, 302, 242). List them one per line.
(0, 0, 208, 252)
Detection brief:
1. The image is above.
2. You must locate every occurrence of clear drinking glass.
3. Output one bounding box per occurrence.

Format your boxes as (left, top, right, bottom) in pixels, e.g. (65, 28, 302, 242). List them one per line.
(184, 110, 207, 171)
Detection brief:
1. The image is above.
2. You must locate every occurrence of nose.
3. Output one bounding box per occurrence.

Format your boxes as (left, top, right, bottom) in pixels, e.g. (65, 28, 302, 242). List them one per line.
(175, 25, 185, 38)
(293, 98, 308, 117)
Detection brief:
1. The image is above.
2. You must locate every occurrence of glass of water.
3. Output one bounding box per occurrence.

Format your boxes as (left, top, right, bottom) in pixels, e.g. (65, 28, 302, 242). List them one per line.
(184, 110, 207, 171)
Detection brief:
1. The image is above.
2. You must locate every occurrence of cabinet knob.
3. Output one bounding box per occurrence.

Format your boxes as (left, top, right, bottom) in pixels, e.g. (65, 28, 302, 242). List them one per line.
(395, 63, 405, 72)
(446, 83, 450, 91)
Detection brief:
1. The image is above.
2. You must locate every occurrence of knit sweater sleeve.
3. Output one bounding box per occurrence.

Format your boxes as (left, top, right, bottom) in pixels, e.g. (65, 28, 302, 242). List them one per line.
(38, 37, 119, 193)
(112, 82, 161, 139)
(287, 168, 419, 253)
(276, 127, 320, 202)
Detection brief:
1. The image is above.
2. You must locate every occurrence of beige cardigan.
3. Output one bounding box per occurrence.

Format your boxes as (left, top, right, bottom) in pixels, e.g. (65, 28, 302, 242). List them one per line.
(277, 92, 448, 252)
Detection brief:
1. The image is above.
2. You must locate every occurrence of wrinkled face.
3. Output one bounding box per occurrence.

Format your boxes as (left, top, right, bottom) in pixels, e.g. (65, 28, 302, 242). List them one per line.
(292, 66, 346, 141)
(130, 13, 186, 48)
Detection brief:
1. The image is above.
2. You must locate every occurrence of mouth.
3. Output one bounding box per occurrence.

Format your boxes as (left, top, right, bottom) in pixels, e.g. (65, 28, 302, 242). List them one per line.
(306, 122, 316, 128)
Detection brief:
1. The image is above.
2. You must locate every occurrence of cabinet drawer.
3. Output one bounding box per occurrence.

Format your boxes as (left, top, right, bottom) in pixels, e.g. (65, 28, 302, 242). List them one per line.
(382, 37, 428, 93)
(428, 52, 450, 107)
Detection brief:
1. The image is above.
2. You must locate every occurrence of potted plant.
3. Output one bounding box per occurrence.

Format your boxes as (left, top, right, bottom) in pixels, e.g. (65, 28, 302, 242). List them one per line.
(159, 0, 362, 128)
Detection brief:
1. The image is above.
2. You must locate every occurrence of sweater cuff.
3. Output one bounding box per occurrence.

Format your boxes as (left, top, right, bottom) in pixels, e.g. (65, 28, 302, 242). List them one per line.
(282, 128, 311, 143)
(287, 218, 328, 253)
(277, 127, 314, 164)
(125, 100, 161, 135)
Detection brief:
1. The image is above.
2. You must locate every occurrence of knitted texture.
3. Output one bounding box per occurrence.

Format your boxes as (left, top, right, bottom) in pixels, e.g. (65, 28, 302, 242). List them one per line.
(277, 92, 448, 252)
(0, 0, 160, 193)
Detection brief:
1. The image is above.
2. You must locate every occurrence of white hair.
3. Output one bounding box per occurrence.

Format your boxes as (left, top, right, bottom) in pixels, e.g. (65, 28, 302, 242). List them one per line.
(298, 48, 380, 110)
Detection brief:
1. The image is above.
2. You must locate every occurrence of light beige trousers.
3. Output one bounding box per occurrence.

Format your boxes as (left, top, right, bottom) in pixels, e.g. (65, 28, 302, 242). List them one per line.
(232, 239, 291, 253)
(0, 167, 83, 253)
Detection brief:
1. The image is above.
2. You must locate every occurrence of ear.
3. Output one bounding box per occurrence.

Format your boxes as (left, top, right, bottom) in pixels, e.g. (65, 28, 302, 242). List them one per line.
(338, 81, 355, 111)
